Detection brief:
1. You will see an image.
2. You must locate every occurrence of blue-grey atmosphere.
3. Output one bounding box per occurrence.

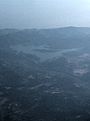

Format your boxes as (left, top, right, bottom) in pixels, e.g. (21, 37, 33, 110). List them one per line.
(1, 1, 90, 121)
(0, 0, 90, 28)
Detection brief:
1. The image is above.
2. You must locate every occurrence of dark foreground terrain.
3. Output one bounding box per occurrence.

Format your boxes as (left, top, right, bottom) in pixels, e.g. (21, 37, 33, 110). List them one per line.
(0, 27, 90, 121)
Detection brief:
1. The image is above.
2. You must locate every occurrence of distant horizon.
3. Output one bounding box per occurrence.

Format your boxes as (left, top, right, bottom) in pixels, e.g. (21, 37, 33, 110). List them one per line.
(1, 26, 90, 30)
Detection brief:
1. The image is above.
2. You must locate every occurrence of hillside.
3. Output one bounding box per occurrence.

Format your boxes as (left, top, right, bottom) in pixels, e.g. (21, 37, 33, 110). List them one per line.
(0, 27, 90, 121)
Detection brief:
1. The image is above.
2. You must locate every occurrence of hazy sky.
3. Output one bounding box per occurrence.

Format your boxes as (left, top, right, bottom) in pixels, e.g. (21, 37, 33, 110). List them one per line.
(0, 0, 90, 29)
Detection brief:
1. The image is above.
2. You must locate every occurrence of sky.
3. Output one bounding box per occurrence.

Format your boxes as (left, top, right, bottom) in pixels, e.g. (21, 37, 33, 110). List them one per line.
(0, 0, 90, 29)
